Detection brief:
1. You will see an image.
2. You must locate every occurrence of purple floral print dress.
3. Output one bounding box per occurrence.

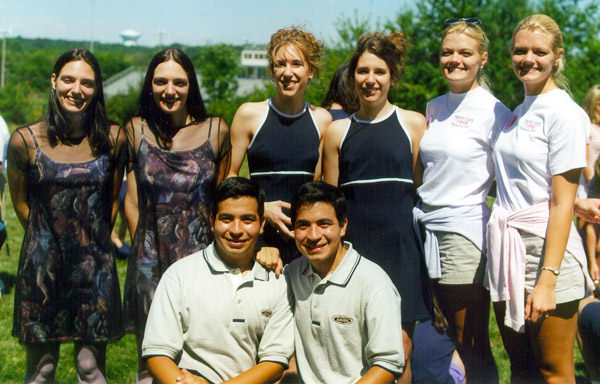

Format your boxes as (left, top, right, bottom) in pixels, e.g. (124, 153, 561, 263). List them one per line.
(124, 119, 227, 334)
(12, 126, 124, 343)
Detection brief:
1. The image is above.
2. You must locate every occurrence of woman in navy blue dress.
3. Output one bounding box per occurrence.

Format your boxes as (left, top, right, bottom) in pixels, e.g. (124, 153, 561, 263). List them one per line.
(228, 27, 331, 264)
(322, 32, 431, 383)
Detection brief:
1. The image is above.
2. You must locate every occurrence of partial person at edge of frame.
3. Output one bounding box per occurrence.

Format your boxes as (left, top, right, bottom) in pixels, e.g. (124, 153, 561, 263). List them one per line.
(8, 48, 126, 384)
(487, 14, 595, 383)
(322, 31, 432, 384)
(122, 48, 230, 384)
(413, 16, 511, 383)
(228, 26, 332, 267)
(321, 62, 360, 121)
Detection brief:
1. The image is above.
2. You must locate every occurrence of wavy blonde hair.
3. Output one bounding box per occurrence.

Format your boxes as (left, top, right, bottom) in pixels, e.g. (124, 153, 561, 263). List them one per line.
(266, 27, 323, 79)
(584, 84, 600, 124)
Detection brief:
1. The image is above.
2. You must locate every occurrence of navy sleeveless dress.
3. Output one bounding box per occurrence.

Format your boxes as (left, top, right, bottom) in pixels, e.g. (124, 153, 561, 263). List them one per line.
(124, 120, 218, 334)
(247, 99, 320, 264)
(13, 126, 123, 343)
(339, 108, 431, 322)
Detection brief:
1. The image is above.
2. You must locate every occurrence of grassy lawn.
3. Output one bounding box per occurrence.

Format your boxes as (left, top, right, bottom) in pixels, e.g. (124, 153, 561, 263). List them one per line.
(0, 184, 589, 383)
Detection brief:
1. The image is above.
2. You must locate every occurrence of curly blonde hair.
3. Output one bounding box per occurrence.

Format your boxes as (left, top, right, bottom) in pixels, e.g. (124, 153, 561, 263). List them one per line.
(266, 27, 323, 79)
(584, 85, 600, 124)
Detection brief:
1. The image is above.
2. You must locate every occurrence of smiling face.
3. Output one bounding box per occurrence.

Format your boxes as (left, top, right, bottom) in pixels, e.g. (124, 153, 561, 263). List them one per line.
(51, 60, 96, 116)
(152, 60, 190, 118)
(354, 52, 392, 107)
(440, 32, 487, 93)
(294, 202, 347, 276)
(511, 28, 562, 95)
(272, 44, 313, 98)
(212, 196, 265, 266)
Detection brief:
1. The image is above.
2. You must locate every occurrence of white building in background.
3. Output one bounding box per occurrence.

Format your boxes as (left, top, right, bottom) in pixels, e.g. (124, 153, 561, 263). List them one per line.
(120, 30, 140, 47)
(240, 45, 268, 79)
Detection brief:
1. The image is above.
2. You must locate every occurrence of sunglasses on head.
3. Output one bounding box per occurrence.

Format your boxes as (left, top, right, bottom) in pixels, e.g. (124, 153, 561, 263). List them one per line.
(445, 17, 482, 27)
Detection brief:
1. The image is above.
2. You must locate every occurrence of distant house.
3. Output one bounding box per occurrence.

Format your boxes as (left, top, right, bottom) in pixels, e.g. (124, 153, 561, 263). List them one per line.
(240, 45, 268, 79)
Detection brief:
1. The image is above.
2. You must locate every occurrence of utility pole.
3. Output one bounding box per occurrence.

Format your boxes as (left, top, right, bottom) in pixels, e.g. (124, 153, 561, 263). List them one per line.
(90, 0, 95, 52)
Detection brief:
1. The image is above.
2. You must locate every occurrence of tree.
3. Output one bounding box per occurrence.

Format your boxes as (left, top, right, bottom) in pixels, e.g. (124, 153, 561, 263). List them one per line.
(194, 44, 241, 102)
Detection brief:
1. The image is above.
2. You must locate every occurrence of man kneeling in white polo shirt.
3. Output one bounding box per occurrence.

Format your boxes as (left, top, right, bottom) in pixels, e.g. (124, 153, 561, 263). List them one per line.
(142, 177, 294, 384)
(285, 181, 404, 383)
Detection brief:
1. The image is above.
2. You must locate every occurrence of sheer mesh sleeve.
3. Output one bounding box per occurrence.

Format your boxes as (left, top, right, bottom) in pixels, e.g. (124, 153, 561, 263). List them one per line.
(210, 117, 231, 178)
(125, 118, 141, 173)
(110, 124, 128, 171)
(8, 127, 34, 172)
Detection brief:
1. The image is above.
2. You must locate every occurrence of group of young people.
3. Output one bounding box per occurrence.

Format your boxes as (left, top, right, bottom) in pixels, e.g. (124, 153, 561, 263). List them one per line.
(7, 11, 600, 384)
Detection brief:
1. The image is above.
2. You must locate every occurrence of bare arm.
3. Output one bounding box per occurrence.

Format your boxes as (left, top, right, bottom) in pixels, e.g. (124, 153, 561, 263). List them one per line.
(227, 102, 264, 178)
(146, 356, 185, 384)
(124, 120, 139, 240)
(356, 366, 396, 384)
(397, 109, 427, 186)
(221, 361, 284, 384)
(322, 119, 347, 186)
(525, 168, 580, 322)
(211, 117, 231, 184)
(310, 106, 332, 181)
(7, 130, 31, 228)
(110, 125, 126, 226)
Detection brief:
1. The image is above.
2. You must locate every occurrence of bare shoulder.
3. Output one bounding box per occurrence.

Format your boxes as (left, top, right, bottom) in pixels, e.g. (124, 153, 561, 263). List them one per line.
(324, 117, 350, 147)
(234, 100, 269, 121)
(208, 116, 230, 132)
(309, 105, 333, 126)
(396, 108, 426, 133)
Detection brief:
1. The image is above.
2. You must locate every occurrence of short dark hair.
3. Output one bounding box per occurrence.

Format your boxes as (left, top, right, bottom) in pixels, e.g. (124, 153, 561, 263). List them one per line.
(291, 181, 347, 225)
(140, 48, 208, 149)
(211, 177, 265, 218)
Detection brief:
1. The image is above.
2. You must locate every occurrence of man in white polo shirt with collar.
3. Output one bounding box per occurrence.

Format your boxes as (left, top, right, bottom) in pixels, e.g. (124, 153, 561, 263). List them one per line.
(142, 177, 294, 384)
(285, 181, 404, 383)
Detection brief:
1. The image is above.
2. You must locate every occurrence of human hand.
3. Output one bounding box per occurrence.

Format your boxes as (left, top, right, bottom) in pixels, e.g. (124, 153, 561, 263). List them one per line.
(574, 198, 600, 223)
(264, 201, 293, 238)
(256, 246, 284, 276)
(525, 282, 556, 323)
(176, 369, 210, 384)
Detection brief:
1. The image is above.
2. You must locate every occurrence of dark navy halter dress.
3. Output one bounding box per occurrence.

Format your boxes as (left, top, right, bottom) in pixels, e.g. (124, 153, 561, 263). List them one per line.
(247, 99, 320, 264)
(339, 107, 431, 322)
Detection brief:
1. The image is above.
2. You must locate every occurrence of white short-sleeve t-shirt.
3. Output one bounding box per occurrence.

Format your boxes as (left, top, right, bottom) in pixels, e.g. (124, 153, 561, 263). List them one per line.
(418, 87, 513, 207)
(493, 89, 588, 211)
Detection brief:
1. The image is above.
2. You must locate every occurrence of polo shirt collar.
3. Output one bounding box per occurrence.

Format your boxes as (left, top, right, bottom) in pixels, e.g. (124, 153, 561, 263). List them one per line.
(301, 242, 360, 286)
(203, 242, 269, 281)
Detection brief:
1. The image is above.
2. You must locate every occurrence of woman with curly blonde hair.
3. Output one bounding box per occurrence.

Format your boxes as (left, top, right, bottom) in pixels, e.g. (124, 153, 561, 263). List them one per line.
(228, 27, 331, 264)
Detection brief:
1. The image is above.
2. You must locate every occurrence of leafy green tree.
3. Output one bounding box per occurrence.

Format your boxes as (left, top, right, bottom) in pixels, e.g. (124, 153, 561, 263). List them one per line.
(0, 83, 36, 126)
(194, 44, 241, 102)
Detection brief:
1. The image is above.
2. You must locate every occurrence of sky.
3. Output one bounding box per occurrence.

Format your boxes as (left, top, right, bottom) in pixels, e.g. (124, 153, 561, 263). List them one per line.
(0, 0, 411, 47)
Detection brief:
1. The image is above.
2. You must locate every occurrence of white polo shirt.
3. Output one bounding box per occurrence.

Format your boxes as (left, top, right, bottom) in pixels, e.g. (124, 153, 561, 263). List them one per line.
(142, 243, 294, 383)
(494, 89, 588, 211)
(285, 242, 404, 383)
(419, 86, 513, 207)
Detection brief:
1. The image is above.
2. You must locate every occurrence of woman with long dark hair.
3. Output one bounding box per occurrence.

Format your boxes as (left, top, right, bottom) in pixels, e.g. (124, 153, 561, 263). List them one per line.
(123, 48, 230, 383)
(9, 48, 126, 383)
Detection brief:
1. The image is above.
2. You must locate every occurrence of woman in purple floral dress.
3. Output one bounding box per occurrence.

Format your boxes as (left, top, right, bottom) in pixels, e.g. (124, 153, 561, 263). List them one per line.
(123, 49, 229, 383)
(8, 49, 126, 383)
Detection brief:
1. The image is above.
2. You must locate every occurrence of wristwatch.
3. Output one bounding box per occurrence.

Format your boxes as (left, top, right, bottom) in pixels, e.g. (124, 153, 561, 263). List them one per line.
(541, 266, 560, 276)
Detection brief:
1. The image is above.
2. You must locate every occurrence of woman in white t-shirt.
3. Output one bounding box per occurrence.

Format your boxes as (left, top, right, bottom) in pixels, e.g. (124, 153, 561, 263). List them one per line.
(489, 14, 593, 383)
(415, 18, 511, 383)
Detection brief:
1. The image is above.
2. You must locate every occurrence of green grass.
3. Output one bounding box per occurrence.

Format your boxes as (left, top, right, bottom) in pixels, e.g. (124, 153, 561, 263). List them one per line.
(0, 188, 589, 383)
